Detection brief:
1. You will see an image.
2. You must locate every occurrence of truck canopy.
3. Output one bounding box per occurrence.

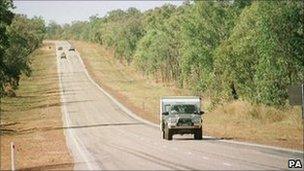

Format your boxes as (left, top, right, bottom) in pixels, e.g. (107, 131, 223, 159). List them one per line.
(160, 96, 201, 114)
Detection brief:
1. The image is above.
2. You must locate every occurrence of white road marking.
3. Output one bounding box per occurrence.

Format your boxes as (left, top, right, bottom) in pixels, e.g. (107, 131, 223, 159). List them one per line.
(223, 162, 232, 167)
(202, 156, 209, 160)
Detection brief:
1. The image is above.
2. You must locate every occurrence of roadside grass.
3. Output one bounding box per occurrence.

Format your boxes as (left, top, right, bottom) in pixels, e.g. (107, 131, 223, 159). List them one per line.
(71, 40, 303, 150)
(204, 101, 302, 149)
(0, 42, 73, 170)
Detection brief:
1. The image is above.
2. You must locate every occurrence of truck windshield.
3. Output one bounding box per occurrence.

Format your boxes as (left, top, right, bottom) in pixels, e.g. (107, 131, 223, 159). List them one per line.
(170, 104, 197, 114)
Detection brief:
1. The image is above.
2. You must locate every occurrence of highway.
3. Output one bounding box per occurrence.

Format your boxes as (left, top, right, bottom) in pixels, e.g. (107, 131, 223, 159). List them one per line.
(55, 41, 303, 170)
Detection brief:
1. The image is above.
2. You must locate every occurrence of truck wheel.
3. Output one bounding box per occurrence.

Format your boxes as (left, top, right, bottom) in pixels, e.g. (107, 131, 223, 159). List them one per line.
(165, 127, 173, 140)
(194, 128, 202, 140)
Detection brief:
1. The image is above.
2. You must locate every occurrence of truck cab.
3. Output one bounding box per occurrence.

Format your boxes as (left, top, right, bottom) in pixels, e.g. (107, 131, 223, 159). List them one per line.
(160, 96, 204, 140)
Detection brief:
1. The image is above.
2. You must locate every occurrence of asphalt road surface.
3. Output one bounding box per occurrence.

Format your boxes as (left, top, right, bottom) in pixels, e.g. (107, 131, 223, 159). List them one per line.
(55, 41, 303, 170)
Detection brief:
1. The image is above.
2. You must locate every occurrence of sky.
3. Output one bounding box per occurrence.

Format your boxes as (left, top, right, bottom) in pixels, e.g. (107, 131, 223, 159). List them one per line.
(13, 1, 184, 25)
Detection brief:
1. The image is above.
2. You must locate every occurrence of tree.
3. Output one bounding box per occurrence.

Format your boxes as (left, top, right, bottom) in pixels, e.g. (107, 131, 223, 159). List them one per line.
(1, 13, 46, 96)
(4, 14, 46, 89)
(46, 21, 62, 39)
(179, 1, 238, 93)
(134, 4, 185, 83)
(214, 1, 304, 105)
(0, 0, 14, 96)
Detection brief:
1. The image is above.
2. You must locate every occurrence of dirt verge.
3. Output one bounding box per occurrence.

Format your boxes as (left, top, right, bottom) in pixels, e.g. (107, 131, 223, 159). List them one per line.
(0, 42, 73, 170)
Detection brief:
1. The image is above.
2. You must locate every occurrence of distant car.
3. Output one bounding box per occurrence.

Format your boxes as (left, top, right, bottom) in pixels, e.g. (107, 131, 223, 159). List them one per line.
(60, 52, 66, 59)
(58, 46, 63, 50)
(68, 46, 75, 51)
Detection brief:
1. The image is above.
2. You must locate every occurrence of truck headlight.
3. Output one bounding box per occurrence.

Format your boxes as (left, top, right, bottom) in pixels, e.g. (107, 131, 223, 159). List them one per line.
(168, 117, 178, 123)
(192, 117, 202, 123)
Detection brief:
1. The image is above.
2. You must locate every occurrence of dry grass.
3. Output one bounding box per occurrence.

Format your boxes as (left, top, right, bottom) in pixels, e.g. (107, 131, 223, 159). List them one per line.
(71, 40, 303, 150)
(204, 101, 303, 150)
(0, 42, 73, 170)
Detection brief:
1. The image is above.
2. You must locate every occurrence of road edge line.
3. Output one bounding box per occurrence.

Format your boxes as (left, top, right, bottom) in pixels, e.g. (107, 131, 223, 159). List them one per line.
(218, 139, 303, 154)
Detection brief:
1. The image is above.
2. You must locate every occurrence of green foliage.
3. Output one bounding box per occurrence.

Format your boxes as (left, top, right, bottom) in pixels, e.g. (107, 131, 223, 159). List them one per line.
(0, 0, 14, 96)
(1, 7, 46, 97)
(214, 1, 304, 105)
(180, 1, 232, 92)
(45, 21, 62, 40)
(134, 4, 182, 82)
(111, 8, 144, 63)
(5, 14, 46, 86)
(48, 1, 304, 106)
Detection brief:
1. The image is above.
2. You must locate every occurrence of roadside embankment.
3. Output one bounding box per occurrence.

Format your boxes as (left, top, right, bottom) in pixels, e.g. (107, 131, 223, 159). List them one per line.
(0, 42, 73, 170)
(71, 40, 303, 150)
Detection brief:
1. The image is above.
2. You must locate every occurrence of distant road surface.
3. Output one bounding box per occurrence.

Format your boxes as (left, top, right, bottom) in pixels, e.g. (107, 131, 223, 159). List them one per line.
(55, 41, 303, 170)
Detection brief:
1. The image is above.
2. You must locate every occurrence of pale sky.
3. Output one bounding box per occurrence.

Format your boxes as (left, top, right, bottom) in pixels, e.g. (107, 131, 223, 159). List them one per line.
(13, 1, 184, 25)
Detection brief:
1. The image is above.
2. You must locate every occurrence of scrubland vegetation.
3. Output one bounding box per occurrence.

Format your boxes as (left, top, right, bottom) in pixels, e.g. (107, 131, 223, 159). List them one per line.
(47, 1, 304, 107)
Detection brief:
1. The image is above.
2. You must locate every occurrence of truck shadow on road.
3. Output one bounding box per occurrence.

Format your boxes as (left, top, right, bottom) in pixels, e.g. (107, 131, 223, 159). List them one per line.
(173, 137, 234, 141)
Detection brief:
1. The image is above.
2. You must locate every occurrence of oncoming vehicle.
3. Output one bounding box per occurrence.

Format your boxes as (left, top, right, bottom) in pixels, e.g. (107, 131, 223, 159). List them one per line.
(60, 52, 66, 59)
(160, 96, 204, 140)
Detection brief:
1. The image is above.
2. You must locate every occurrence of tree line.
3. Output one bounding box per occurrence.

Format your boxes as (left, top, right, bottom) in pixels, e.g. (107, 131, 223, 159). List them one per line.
(1, 0, 46, 97)
(47, 0, 304, 106)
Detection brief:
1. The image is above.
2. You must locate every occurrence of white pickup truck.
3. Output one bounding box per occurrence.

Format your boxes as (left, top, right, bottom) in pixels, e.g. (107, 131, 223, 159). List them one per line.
(160, 96, 204, 140)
